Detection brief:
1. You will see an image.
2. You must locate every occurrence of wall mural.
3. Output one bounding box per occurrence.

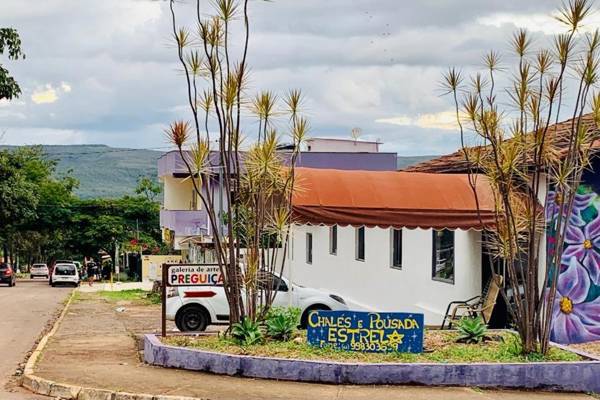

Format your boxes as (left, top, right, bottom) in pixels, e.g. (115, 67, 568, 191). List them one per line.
(546, 188, 600, 344)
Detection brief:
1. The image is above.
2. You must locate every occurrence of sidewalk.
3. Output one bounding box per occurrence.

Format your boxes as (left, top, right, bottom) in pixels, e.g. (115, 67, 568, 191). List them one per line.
(31, 292, 593, 400)
(77, 281, 154, 293)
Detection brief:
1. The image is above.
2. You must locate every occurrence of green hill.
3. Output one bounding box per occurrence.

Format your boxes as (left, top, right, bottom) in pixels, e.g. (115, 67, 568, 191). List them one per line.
(1, 145, 162, 199)
(396, 155, 437, 170)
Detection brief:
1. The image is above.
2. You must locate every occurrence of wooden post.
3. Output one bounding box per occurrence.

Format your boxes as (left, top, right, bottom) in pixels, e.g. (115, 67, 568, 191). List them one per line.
(161, 263, 167, 338)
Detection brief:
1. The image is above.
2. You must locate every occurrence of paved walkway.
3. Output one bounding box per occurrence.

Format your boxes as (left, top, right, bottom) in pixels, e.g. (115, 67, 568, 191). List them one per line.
(77, 280, 154, 292)
(32, 292, 593, 400)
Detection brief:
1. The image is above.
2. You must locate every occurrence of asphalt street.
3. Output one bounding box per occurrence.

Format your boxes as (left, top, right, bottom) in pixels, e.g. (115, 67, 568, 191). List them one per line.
(0, 279, 71, 399)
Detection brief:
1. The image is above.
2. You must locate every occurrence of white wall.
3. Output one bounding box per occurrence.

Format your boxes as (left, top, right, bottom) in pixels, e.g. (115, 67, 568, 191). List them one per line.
(305, 138, 379, 153)
(285, 224, 482, 326)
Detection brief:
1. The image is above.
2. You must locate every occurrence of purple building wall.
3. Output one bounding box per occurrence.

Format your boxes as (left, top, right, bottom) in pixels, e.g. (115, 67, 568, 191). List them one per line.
(158, 150, 398, 177)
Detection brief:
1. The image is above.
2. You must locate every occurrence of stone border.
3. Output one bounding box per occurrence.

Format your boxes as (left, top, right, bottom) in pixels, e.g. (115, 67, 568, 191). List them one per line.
(145, 334, 600, 393)
(20, 289, 204, 400)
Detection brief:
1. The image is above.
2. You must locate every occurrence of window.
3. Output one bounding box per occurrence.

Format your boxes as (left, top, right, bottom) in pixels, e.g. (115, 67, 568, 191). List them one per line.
(306, 233, 313, 264)
(329, 225, 338, 255)
(391, 228, 402, 268)
(432, 230, 455, 283)
(355, 226, 365, 261)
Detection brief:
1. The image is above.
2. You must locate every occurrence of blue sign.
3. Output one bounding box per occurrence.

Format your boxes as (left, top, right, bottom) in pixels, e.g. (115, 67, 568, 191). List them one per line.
(307, 310, 424, 353)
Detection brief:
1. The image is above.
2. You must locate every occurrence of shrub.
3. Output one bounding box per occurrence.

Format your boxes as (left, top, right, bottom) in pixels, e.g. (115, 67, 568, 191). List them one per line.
(456, 316, 487, 344)
(265, 307, 301, 341)
(231, 318, 263, 346)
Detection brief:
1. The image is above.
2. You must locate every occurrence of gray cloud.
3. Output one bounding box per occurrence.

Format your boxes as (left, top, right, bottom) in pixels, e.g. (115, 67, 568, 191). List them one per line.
(0, 0, 582, 155)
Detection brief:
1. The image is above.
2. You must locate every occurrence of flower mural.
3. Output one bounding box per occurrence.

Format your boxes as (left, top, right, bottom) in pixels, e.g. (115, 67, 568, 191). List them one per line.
(562, 216, 600, 285)
(547, 188, 600, 344)
(550, 257, 600, 344)
(546, 191, 595, 227)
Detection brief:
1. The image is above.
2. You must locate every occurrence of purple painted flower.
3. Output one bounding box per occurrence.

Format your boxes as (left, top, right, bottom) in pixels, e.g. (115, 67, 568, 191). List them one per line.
(546, 191, 595, 226)
(562, 214, 600, 285)
(551, 257, 600, 344)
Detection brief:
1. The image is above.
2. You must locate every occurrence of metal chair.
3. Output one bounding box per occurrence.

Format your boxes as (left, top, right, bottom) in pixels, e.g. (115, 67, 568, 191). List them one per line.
(440, 275, 503, 329)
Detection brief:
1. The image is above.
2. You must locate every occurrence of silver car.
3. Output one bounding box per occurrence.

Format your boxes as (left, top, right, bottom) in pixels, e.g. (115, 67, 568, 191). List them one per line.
(30, 263, 49, 279)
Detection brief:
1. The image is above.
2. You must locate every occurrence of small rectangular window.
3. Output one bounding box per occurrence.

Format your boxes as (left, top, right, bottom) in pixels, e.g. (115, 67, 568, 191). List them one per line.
(355, 226, 365, 261)
(329, 225, 337, 255)
(306, 233, 313, 264)
(432, 230, 455, 283)
(391, 228, 402, 269)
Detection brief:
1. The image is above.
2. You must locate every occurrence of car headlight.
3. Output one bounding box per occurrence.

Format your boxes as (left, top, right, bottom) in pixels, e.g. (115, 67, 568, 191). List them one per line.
(329, 294, 346, 305)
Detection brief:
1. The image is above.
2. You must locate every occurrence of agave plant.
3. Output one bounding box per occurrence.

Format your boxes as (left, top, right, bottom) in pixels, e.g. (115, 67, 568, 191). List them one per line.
(231, 318, 263, 346)
(456, 317, 487, 344)
(265, 307, 301, 341)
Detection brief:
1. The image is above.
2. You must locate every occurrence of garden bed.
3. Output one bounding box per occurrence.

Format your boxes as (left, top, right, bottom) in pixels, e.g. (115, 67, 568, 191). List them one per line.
(162, 330, 580, 364)
(144, 333, 600, 392)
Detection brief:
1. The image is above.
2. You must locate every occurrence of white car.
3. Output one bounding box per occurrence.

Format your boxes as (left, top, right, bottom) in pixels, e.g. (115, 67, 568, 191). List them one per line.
(166, 273, 348, 332)
(30, 263, 49, 279)
(51, 263, 80, 287)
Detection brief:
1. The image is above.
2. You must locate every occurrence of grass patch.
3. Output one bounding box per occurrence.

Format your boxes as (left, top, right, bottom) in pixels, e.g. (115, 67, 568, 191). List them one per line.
(98, 289, 160, 305)
(164, 330, 581, 364)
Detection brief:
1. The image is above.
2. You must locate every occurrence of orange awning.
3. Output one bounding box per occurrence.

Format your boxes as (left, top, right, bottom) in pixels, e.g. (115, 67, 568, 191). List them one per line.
(292, 168, 496, 230)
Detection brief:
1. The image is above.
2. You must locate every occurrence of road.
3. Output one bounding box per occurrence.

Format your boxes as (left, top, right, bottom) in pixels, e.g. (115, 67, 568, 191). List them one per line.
(0, 279, 71, 399)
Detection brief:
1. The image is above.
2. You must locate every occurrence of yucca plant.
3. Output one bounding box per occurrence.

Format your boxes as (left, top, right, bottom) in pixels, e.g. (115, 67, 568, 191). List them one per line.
(166, 0, 309, 327)
(442, 0, 600, 354)
(456, 317, 488, 344)
(231, 318, 263, 346)
(265, 307, 301, 341)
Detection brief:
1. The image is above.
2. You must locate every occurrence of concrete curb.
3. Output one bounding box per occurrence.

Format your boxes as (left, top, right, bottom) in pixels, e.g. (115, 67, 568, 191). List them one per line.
(145, 333, 600, 393)
(20, 289, 206, 400)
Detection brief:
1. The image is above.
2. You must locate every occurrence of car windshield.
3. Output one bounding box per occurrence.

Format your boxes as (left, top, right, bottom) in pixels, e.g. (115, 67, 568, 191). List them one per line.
(33, 264, 46, 268)
(55, 265, 76, 275)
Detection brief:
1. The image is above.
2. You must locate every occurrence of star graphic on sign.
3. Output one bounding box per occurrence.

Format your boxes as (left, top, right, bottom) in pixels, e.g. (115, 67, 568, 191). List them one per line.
(386, 331, 405, 347)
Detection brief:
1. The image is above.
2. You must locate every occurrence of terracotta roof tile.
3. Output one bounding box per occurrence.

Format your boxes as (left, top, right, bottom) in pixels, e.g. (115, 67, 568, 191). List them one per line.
(404, 113, 599, 173)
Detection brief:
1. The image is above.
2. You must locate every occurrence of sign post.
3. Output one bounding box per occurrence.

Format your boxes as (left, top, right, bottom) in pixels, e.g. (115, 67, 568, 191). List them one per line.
(161, 263, 167, 338)
(160, 263, 223, 338)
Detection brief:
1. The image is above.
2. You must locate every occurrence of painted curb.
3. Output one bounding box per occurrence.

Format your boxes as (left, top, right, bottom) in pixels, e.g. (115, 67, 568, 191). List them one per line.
(20, 289, 208, 400)
(145, 333, 600, 393)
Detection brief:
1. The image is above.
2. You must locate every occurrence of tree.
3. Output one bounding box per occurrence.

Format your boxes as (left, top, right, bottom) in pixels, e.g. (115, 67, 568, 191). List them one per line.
(1, 147, 77, 264)
(0, 28, 25, 101)
(135, 176, 161, 202)
(0, 148, 39, 263)
(442, 0, 600, 354)
(166, 0, 308, 324)
(67, 195, 161, 261)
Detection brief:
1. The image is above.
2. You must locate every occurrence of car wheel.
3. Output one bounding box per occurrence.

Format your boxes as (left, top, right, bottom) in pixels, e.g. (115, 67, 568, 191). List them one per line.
(176, 305, 209, 332)
(300, 305, 331, 329)
(51, 283, 56, 287)
(30, 275, 33, 279)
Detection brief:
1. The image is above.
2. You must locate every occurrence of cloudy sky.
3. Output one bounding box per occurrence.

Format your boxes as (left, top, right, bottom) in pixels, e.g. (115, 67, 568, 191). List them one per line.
(1, 0, 597, 155)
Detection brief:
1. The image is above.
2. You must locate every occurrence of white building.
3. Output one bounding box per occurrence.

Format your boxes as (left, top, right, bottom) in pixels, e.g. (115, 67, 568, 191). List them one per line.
(304, 137, 380, 153)
(286, 167, 496, 326)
